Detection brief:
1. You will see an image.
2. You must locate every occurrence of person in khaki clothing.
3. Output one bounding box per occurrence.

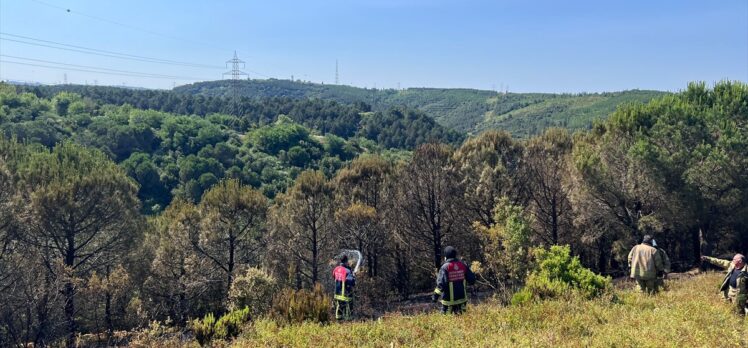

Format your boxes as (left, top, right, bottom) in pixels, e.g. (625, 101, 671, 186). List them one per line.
(701, 254, 748, 316)
(628, 235, 666, 294)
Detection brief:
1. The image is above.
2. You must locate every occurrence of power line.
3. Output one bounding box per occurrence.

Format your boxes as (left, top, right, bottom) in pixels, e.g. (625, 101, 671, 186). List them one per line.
(0, 33, 223, 69)
(1, 33, 277, 78)
(0, 60, 206, 81)
(0, 54, 211, 80)
(27, 0, 233, 53)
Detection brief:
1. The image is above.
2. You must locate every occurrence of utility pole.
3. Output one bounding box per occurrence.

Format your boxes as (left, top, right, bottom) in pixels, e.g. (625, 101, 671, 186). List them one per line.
(335, 59, 339, 85)
(223, 51, 248, 99)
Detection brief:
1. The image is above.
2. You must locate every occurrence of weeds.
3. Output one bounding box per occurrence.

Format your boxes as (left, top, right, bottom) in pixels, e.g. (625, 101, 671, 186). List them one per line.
(233, 273, 745, 347)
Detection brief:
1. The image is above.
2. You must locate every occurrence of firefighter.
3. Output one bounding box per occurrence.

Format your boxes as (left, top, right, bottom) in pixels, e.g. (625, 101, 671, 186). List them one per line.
(432, 246, 476, 314)
(332, 255, 356, 320)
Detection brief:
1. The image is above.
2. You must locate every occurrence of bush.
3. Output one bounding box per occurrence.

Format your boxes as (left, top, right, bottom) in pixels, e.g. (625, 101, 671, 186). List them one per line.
(214, 307, 251, 340)
(188, 307, 252, 346)
(228, 267, 278, 318)
(522, 245, 611, 301)
(189, 313, 215, 346)
(128, 320, 186, 348)
(510, 288, 533, 306)
(270, 283, 330, 325)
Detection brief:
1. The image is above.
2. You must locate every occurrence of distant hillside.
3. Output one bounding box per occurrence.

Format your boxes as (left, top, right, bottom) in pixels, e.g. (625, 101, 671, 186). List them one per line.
(17, 83, 464, 150)
(175, 80, 666, 136)
(480, 90, 666, 137)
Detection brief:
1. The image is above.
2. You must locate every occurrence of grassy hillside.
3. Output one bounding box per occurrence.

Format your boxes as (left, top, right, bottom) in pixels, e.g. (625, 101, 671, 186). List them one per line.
(232, 273, 743, 347)
(175, 79, 666, 136)
(481, 90, 666, 137)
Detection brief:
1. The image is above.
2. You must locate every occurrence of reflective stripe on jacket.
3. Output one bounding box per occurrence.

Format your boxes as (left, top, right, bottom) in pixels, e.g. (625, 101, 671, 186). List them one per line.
(434, 259, 476, 306)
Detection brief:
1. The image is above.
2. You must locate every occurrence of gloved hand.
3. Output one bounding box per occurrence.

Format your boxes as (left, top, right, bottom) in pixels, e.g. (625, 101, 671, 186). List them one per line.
(431, 293, 439, 303)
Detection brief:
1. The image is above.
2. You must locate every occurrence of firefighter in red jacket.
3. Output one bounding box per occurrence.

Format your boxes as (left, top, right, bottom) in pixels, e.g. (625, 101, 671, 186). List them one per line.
(432, 246, 476, 314)
(332, 255, 356, 320)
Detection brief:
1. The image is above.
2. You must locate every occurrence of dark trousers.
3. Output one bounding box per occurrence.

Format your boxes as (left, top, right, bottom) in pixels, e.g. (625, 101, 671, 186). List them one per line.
(441, 303, 465, 314)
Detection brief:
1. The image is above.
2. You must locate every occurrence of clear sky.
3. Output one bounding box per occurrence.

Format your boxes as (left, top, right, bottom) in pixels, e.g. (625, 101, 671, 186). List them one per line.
(0, 0, 746, 92)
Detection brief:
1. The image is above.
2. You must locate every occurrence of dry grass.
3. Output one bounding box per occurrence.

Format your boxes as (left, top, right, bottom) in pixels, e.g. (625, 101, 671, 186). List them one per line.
(231, 272, 747, 347)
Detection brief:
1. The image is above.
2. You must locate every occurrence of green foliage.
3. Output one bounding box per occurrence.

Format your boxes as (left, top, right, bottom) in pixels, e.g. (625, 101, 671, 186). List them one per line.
(510, 288, 533, 306)
(121, 152, 169, 212)
(480, 90, 665, 137)
(473, 197, 533, 291)
(189, 307, 252, 346)
(523, 245, 611, 300)
(189, 313, 216, 346)
(169, 79, 664, 137)
(250, 117, 313, 155)
(214, 307, 251, 341)
(52, 91, 82, 116)
(270, 284, 331, 326)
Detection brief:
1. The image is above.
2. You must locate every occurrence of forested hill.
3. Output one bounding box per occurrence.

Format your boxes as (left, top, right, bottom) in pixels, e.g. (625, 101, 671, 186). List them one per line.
(174, 79, 666, 136)
(0, 82, 460, 212)
(17, 83, 464, 149)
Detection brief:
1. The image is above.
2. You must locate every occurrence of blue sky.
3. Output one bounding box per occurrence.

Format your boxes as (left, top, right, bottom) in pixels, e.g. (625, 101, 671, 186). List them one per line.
(0, 0, 746, 92)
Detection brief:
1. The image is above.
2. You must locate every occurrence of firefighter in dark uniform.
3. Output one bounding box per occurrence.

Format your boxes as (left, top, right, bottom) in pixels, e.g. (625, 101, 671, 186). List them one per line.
(432, 246, 476, 314)
(332, 255, 356, 320)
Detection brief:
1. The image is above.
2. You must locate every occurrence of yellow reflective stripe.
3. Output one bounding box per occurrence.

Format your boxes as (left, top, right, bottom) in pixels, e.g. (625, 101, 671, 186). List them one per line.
(440, 298, 467, 306)
(341, 281, 346, 296)
(449, 282, 454, 303)
(434, 288, 442, 295)
(335, 294, 352, 302)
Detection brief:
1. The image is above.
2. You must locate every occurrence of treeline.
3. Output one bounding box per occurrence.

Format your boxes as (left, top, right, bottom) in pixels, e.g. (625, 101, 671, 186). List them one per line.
(174, 79, 664, 135)
(0, 81, 746, 346)
(14, 83, 464, 149)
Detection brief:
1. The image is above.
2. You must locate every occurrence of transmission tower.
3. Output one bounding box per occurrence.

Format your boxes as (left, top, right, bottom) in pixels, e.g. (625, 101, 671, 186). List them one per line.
(335, 59, 339, 85)
(223, 51, 248, 98)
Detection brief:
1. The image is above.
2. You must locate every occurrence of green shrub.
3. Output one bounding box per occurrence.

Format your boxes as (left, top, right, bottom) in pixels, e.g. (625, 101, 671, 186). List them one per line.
(270, 283, 330, 326)
(228, 267, 278, 318)
(189, 307, 252, 346)
(522, 245, 611, 301)
(189, 313, 215, 346)
(510, 288, 533, 306)
(214, 307, 251, 340)
(473, 197, 533, 294)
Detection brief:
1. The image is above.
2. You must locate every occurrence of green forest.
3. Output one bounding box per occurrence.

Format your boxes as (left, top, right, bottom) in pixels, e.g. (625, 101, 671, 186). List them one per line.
(173, 79, 665, 136)
(0, 81, 746, 346)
